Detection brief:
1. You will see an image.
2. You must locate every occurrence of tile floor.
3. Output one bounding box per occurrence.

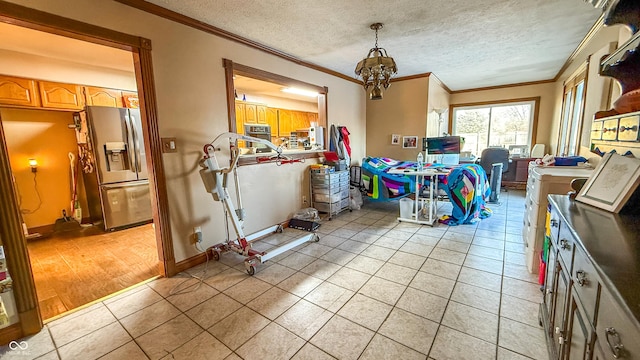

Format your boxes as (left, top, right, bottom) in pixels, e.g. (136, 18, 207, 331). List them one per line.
(1, 190, 549, 360)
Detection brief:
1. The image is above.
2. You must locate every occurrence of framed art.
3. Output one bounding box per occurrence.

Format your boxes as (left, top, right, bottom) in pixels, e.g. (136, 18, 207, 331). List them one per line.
(391, 134, 400, 145)
(403, 136, 417, 148)
(576, 152, 640, 212)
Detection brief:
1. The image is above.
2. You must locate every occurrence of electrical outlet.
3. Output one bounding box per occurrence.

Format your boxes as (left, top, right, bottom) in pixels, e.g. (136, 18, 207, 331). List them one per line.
(302, 195, 307, 205)
(193, 226, 203, 243)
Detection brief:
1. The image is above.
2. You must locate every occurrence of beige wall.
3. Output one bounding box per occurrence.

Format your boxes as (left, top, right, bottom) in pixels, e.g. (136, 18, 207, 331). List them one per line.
(236, 93, 318, 113)
(427, 77, 451, 137)
(0, 108, 87, 229)
(0, 49, 137, 90)
(450, 82, 557, 155)
(550, 24, 628, 158)
(6, 0, 366, 262)
(366, 77, 429, 161)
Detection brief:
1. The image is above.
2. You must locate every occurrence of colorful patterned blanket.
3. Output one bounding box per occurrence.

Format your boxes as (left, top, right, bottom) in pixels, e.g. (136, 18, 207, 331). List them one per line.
(360, 157, 449, 201)
(360, 157, 491, 225)
(438, 164, 492, 226)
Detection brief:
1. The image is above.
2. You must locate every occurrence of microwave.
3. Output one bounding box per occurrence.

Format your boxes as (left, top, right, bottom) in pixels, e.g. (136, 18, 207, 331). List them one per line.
(244, 124, 272, 153)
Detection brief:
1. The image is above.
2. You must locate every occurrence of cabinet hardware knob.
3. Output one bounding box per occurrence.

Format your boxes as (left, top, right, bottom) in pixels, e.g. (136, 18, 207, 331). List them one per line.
(605, 327, 625, 359)
(575, 270, 588, 286)
(619, 125, 638, 133)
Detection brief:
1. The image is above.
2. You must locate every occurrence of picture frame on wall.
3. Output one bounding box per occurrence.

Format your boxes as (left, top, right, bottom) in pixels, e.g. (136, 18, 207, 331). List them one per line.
(403, 136, 418, 148)
(391, 134, 400, 145)
(576, 152, 640, 213)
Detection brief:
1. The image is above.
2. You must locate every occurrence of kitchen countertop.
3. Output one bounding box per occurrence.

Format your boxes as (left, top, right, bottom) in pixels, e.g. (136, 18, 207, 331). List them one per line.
(548, 194, 640, 328)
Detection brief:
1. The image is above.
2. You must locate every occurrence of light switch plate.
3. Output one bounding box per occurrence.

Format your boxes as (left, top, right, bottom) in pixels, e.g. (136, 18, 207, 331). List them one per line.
(161, 137, 177, 153)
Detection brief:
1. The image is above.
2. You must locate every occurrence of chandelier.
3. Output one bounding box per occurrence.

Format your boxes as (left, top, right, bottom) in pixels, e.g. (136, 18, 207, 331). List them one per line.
(355, 23, 398, 100)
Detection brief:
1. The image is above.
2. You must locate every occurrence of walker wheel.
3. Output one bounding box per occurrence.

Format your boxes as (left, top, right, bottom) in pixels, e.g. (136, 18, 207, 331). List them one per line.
(314, 235, 320, 242)
(276, 225, 283, 233)
(211, 250, 220, 261)
(246, 266, 256, 276)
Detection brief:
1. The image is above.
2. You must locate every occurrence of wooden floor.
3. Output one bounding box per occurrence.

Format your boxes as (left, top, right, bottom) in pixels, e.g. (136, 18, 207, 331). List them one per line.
(26, 223, 159, 320)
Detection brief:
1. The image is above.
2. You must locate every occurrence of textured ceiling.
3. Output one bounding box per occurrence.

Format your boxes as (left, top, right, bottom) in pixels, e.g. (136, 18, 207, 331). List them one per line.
(145, 0, 601, 90)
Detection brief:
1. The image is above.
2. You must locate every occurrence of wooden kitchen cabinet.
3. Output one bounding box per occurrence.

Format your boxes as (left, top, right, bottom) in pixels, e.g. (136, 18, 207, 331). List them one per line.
(278, 109, 292, 137)
(0, 75, 39, 107)
(291, 111, 310, 131)
(266, 108, 278, 134)
(244, 103, 257, 124)
(122, 91, 139, 108)
(256, 105, 267, 124)
(307, 112, 318, 125)
(83, 86, 124, 107)
(235, 101, 245, 134)
(38, 81, 83, 110)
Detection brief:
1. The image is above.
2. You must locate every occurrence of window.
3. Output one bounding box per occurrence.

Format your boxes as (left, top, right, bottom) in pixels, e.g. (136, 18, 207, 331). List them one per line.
(557, 69, 586, 156)
(451, 99, 537, 158)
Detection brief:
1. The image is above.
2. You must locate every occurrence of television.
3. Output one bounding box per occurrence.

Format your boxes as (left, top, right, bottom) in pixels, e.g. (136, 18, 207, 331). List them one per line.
(423, 136, 461, 155)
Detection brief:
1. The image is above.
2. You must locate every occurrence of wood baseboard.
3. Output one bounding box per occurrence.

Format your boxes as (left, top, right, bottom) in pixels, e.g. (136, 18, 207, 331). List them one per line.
(0, 323, 23, 346)
(175, 252, 208, 273)
(175, 220, 292, 274)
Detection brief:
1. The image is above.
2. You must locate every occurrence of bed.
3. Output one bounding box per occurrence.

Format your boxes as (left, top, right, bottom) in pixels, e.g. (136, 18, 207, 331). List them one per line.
(358, 156, 492, 225)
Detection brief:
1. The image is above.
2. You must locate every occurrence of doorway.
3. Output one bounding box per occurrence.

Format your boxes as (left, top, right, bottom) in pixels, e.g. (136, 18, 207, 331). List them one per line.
(0, 3, 174, 339)
(0, 24, 160, 321)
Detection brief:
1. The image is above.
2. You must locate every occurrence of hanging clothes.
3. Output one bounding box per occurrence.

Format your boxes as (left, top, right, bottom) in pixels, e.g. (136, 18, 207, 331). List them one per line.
(329, 124, 344, 159)
(338, 126, 351, 158)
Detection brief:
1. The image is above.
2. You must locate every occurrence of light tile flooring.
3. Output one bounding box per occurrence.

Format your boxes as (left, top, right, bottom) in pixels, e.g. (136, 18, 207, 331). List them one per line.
(1, 190, 549, 360)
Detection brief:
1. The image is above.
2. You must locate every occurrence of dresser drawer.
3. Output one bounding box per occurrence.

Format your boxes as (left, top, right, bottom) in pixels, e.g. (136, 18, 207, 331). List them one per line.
(572, 244, 600, 324)
(591, 120, 603, 140)
(596, 289, 640, 360)
(557, 224, 575, 270)
(618, 115, 640, 141)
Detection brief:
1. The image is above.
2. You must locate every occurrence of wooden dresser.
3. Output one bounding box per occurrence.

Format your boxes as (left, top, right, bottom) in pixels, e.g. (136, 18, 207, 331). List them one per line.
(541, 195, 640, 360)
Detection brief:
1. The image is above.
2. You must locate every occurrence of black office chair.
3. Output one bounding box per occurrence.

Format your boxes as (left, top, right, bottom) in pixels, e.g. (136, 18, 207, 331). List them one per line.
(478, 147, 510, 203)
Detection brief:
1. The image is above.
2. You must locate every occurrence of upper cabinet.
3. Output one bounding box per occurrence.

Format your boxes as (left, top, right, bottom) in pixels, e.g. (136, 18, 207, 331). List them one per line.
(235, 101, 245, 133)
(84, 86, 124, 108)
(0, 75, 39, 107)
(0, 74, 137, 111)
(244, 103, 258, 124)
(291, 111, 311, 132)
(266, 108, 278, 132)
(278, 109, 293, 137)
(38, 81, 84, 110)
(121, 91, 139, 109)
(256, 105, 267, 124)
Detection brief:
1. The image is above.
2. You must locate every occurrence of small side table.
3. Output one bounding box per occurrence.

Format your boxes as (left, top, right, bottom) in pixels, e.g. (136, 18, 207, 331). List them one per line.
(388, 168, 439, 226)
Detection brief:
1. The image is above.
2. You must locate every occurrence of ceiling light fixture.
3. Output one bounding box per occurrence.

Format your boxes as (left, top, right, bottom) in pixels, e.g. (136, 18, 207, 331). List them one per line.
(355, 23, 398, 100)
(281, 87, 319, 98)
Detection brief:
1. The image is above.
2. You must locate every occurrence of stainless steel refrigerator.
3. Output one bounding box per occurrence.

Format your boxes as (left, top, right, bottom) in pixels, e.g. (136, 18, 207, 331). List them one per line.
(77, 106, 152, 231)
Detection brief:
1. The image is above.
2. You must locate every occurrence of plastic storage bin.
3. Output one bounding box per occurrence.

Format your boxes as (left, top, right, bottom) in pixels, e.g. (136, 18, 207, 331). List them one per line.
(399, 198, 413, 218)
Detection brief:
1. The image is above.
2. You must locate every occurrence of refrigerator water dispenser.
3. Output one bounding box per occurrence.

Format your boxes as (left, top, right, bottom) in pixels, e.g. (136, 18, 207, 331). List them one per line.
(104, 141, 129, 171)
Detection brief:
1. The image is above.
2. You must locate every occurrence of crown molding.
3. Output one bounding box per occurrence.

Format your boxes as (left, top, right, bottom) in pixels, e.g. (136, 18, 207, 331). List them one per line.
(450, 79, 556, 94)
(554, 13, 604, 81)
(114, 0, 360, 84)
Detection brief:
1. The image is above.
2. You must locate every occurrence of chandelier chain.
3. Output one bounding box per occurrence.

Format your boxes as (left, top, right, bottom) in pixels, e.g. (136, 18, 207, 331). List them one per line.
(374, 28, 378, 48)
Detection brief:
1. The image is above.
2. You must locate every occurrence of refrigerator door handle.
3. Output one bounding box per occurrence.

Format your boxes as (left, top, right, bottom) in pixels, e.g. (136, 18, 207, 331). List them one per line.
(128, 113, 142, 173)
(124, 114, 137, 174)
(101, 179, 149, 190)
